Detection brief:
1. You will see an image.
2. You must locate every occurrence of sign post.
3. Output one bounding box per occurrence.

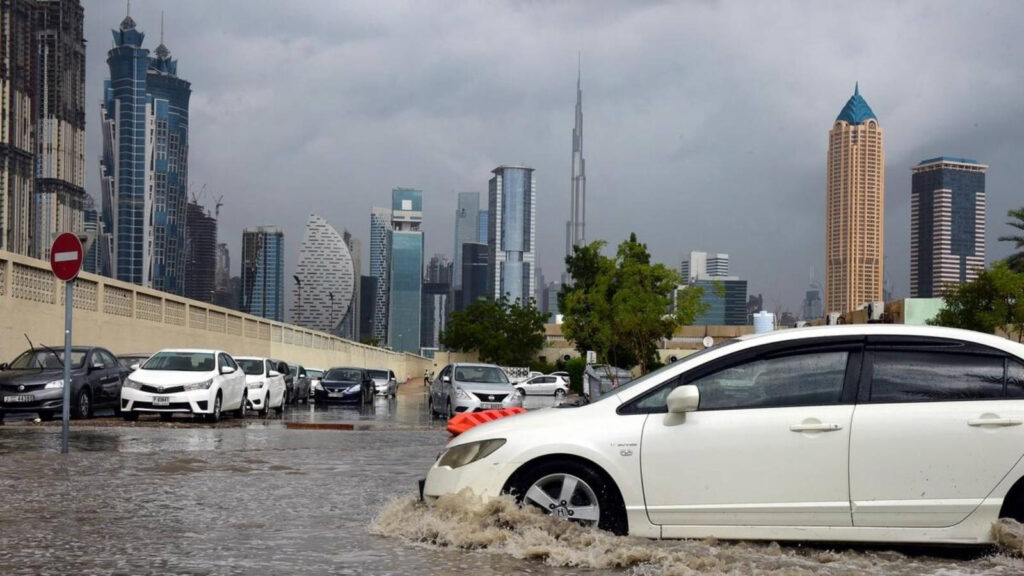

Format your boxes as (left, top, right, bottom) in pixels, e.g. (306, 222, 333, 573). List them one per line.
(50, 233, 83, 454)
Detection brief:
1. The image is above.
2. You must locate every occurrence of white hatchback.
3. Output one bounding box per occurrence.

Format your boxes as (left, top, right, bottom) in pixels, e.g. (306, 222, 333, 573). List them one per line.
(121, 349, 247, 423)
(423, 325, 1024, 545)
(514, 374, 569, 399)
(235, 356, 287, 416)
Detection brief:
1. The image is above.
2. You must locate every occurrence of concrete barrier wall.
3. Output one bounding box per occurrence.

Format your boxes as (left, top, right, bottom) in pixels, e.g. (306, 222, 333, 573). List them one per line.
(0, 250, 431, 382)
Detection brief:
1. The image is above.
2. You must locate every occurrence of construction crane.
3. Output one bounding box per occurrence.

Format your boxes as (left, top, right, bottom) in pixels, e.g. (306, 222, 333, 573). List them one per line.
(214, 195, 224, 220)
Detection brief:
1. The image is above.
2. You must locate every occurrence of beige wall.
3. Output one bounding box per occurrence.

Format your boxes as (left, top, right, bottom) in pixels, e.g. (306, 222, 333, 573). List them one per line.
(0, 251, 432, 382)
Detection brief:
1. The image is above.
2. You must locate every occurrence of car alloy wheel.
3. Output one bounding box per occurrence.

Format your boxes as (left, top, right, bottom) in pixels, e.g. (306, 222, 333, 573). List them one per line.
(524, 473, 601, 526)
(235, 391, 247, 419)
(555, 388, 566, 399)
(74, 389, 92, 419)
(208, 394, 222, 423)
(259, 394, 269, 417)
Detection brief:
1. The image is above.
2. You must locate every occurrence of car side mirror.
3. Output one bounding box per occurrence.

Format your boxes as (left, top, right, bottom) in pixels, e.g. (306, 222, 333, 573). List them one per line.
(442, 375, 450, 383)
(0, 362, 8, 371)
(220, 365, 236, 375)
(666, 385, 700, 414)
(90, 362, 104, 372)
(269, 370, 281, 377)
(130, 363, 140, 371)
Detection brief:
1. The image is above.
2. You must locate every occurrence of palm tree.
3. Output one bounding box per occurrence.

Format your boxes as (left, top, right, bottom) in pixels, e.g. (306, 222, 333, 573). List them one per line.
(999, 208, 1024, 273)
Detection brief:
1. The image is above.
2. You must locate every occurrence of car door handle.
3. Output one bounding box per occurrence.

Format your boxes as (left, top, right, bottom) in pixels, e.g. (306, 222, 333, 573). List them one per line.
(789, 423, 843, 432)
(968, 417, 1023, 427)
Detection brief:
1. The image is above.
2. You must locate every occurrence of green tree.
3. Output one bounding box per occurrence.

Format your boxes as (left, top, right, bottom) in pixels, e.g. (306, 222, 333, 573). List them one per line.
(440, 296, 548, 366)
(929, 262, 1024, 342)
(560, 233, 708, 373)
(999, 207, 1024, 273)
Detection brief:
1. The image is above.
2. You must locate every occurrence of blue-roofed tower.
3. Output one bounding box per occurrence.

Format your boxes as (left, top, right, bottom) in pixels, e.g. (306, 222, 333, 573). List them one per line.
(825, 84, 885, 315)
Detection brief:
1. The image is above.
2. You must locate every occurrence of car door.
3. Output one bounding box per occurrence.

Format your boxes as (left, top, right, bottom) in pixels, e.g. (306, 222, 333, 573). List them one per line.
(849, 339, 1024, 528)
(432, 365, 449, 407)
(218, 354, 241, 409)
(636, 341, 860, 531)
(96, 349, 123, 406)
(265, 360, 282, 407)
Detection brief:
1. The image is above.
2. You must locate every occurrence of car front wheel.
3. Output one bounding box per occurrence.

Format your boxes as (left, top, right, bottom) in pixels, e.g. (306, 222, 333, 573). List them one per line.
(122, 411, 139, 422)
(508, 460, 627, 535)
(73, 388, 92, 419)
(235, 390, 247, 419)
(207, 394, 222, 423)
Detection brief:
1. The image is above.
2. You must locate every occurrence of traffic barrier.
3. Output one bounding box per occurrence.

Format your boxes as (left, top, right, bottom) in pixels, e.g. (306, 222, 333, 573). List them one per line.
(447, 407, 526, 436)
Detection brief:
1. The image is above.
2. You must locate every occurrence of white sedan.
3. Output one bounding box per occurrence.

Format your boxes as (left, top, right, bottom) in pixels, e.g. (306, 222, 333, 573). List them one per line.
(423, 324, 1024, 544)
(121, 349, 247, 423)
(235, 356, 287, 416)
(514, 374, 569, 399)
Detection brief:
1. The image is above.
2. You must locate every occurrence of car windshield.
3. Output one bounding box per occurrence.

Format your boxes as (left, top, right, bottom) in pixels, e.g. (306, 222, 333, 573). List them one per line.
(588, 339, 742, 404)
(368, 369, 388, 379)
(142, 352, 216, 372)
(307, 370, 323, 379)
(9, 349, 87, 370)
(454, 366, 509, 384)
(325, 369, 362, 381)
(236, 359, 264, 376)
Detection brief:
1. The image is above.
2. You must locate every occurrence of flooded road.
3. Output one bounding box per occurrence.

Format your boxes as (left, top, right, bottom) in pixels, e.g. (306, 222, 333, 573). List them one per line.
(2, 386, 1023, 575)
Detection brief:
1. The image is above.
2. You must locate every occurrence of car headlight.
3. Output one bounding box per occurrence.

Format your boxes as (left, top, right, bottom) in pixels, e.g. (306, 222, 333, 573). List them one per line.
(347, 384, 362, 393)
(509, 388, 523, 400)
(183, 379, 214, 391)
(454, 387, 470, 400)
(314, 382, 324, 391)
(122, 378, 141, 390)
(44, 379, 64, 389)
(437, 439, 506, 469)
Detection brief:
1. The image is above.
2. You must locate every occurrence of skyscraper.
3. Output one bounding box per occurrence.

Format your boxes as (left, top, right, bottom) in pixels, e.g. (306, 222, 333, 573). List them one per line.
(240, 226, 284, 321)
(488, 166, 536, 304)
(460, 242, 488, 311)
(683, 276, 749, 326)
(566, 60, 586, 268)
(422, 253, 452, 351)
(478, 210, 489, 244)
(680, 251, 729, 283)
(369, 207, 391, 343)
(911, 157, 987, 297)
(388, 188, 424, 354)
(184, 201, 217, 303)
(340, 230, 362, 341)
(826, 84, 885, 314)
(453, 192, 480, 289)
(0, 0, 86, 258)
(100, 10, 191, 294)
(293, 214, 354, 333)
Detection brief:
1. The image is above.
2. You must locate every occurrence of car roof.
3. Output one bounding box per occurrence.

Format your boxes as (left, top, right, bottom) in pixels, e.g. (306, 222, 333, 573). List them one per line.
(153, 349, 226, 354)
(451, 362, 502, 368)
(732, 324, 1024, 355)
(234, 356, 269, 361)
(326, 366, 364, 371)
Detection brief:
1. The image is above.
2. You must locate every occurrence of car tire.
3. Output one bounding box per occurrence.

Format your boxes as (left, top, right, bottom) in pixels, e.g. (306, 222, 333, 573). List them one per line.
(259, 394, 270, 417)
(235, 390, 247, 419)
(555, 388, 567, 399)
(274, 396, 284, 415)
(508, 459, 627, 535)
(445, 399, 453, 420)
(516, 388, 526, 398)
(207, 393, 222, 423)
(73, 388, 92, 419)
(122, 411, 139, 422)
(1000, 482, 1024, 523)
(38, 411, 55, 422)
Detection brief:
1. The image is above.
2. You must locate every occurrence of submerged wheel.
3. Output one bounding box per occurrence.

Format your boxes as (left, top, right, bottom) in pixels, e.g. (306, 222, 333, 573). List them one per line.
(259, 394, 270, 417)
(508, 460, 627, 535)
(235, 391, 248, 419)
(207, 394, 222, 423)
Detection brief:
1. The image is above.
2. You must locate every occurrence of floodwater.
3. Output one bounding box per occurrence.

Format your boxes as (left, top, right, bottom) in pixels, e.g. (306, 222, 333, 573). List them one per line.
(2, 387, 1023, 575)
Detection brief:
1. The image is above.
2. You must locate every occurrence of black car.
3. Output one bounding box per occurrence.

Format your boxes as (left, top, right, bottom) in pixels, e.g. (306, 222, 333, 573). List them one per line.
(0, 346, 128, 421)
(288, 364, 310, 404)
(315, 367, 374, 405)
(271, 359, 294, 403)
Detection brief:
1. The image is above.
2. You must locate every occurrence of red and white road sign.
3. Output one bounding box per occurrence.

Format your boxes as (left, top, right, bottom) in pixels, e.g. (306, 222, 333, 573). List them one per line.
(50, 232, 84, 282)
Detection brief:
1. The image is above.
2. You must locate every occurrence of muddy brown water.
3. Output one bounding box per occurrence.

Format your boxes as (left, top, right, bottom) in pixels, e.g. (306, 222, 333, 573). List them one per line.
(2, 393, 1024, 575)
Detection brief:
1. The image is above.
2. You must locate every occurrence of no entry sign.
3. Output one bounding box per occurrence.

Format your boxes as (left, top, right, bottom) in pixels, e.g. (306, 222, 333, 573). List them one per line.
(50, 233, 83, 282)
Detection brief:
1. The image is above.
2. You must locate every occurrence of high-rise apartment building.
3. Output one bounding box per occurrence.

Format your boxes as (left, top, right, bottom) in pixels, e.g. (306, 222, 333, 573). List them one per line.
(359, 275, 377, 342)
(460, 242, 488, 311)
(369, 207, 391, 342)
(682, 276, 749, 326)
(478, 210, 489, 244)
(488, 166, 536, 304)
(99, 11, 191, 294)
(453, 192, 480, 289)
(1, 0, 86, 258)
(292, 214, 354, 333)
(240, 226, 284, 321)
(680, 251, 729, 283)
(566, 62, 587, 266)
(388, 188, 423, 354)
(184, 201, 217, 302)
(826, 84, 885, 314)
(911, 157, 987, 297)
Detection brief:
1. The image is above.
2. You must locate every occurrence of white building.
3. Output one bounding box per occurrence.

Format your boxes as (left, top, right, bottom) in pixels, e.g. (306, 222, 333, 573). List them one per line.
(488, 166, 536, 304)
(292, 214, 355, 334)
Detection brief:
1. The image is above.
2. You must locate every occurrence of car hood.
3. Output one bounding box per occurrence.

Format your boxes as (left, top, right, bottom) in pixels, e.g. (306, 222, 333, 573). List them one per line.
(322, 380, 360, 388)
(0, 369, 83, 385)
(451, 406, 556, 446)
(130, 370, 216, 385)
(371, 377, 389, 384)
(456, 382, 514, 394)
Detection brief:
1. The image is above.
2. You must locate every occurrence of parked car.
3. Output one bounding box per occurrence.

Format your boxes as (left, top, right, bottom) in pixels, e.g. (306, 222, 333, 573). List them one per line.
(235, 356, 287, 416)
(306, 368, 324, 399)
(315, 367, 374, 404)
(117, 353, 151, 370)
(0, 346, 127, 421)
(423, 325, 1024, 544)
(368, 368, 398, 397)
(429, 363, 523, 419)
(288, 364, 310, 404)
(271, 359, 294, 403)
(514, 374, 569, 399)
(121, 349, 247, 423)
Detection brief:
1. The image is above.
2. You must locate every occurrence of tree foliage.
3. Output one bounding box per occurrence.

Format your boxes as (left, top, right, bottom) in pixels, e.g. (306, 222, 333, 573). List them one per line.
(999, 207, 1024, 273)
(929, 262, 1024, 342)
(559, 233, 708, 373)
(440, 295, 548, 366)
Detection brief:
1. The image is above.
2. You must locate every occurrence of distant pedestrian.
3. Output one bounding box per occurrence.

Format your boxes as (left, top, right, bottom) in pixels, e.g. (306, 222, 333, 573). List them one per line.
(423, 369, 430, 387)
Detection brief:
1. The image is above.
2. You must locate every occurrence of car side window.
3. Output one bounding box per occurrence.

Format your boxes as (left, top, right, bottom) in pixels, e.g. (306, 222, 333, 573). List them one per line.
(100, 350, 118, 369)
(219, 354, 237, 370)
(868, 351, 1005, 403)
(694, 351, 849, 411)
(1007, 361, 1024, 398)
(389, 371, 396, 380)
(90, 351, 110, 369)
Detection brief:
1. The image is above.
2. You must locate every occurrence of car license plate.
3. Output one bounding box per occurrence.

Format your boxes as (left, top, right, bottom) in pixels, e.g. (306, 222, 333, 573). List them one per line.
(152, 396, 170, 406)
(328, 392, 344, 398)
(3, 395, 34, 403)
(480, 403, 501, 410)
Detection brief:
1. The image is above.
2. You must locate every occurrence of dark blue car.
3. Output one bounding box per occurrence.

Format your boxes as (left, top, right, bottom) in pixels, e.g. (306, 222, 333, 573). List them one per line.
(314, 367, 373, 405)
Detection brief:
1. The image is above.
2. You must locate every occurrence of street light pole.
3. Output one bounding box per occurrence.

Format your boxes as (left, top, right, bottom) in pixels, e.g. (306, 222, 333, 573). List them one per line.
(328, 291, 335, 334)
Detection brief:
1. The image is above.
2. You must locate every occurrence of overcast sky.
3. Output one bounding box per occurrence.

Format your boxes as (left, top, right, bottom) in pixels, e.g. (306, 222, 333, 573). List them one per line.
(84, 1, 1024, 314)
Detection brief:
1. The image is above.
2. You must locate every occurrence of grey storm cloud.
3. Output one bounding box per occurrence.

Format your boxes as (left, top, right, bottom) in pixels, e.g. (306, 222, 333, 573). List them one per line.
(85, 0, 1024, 313)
